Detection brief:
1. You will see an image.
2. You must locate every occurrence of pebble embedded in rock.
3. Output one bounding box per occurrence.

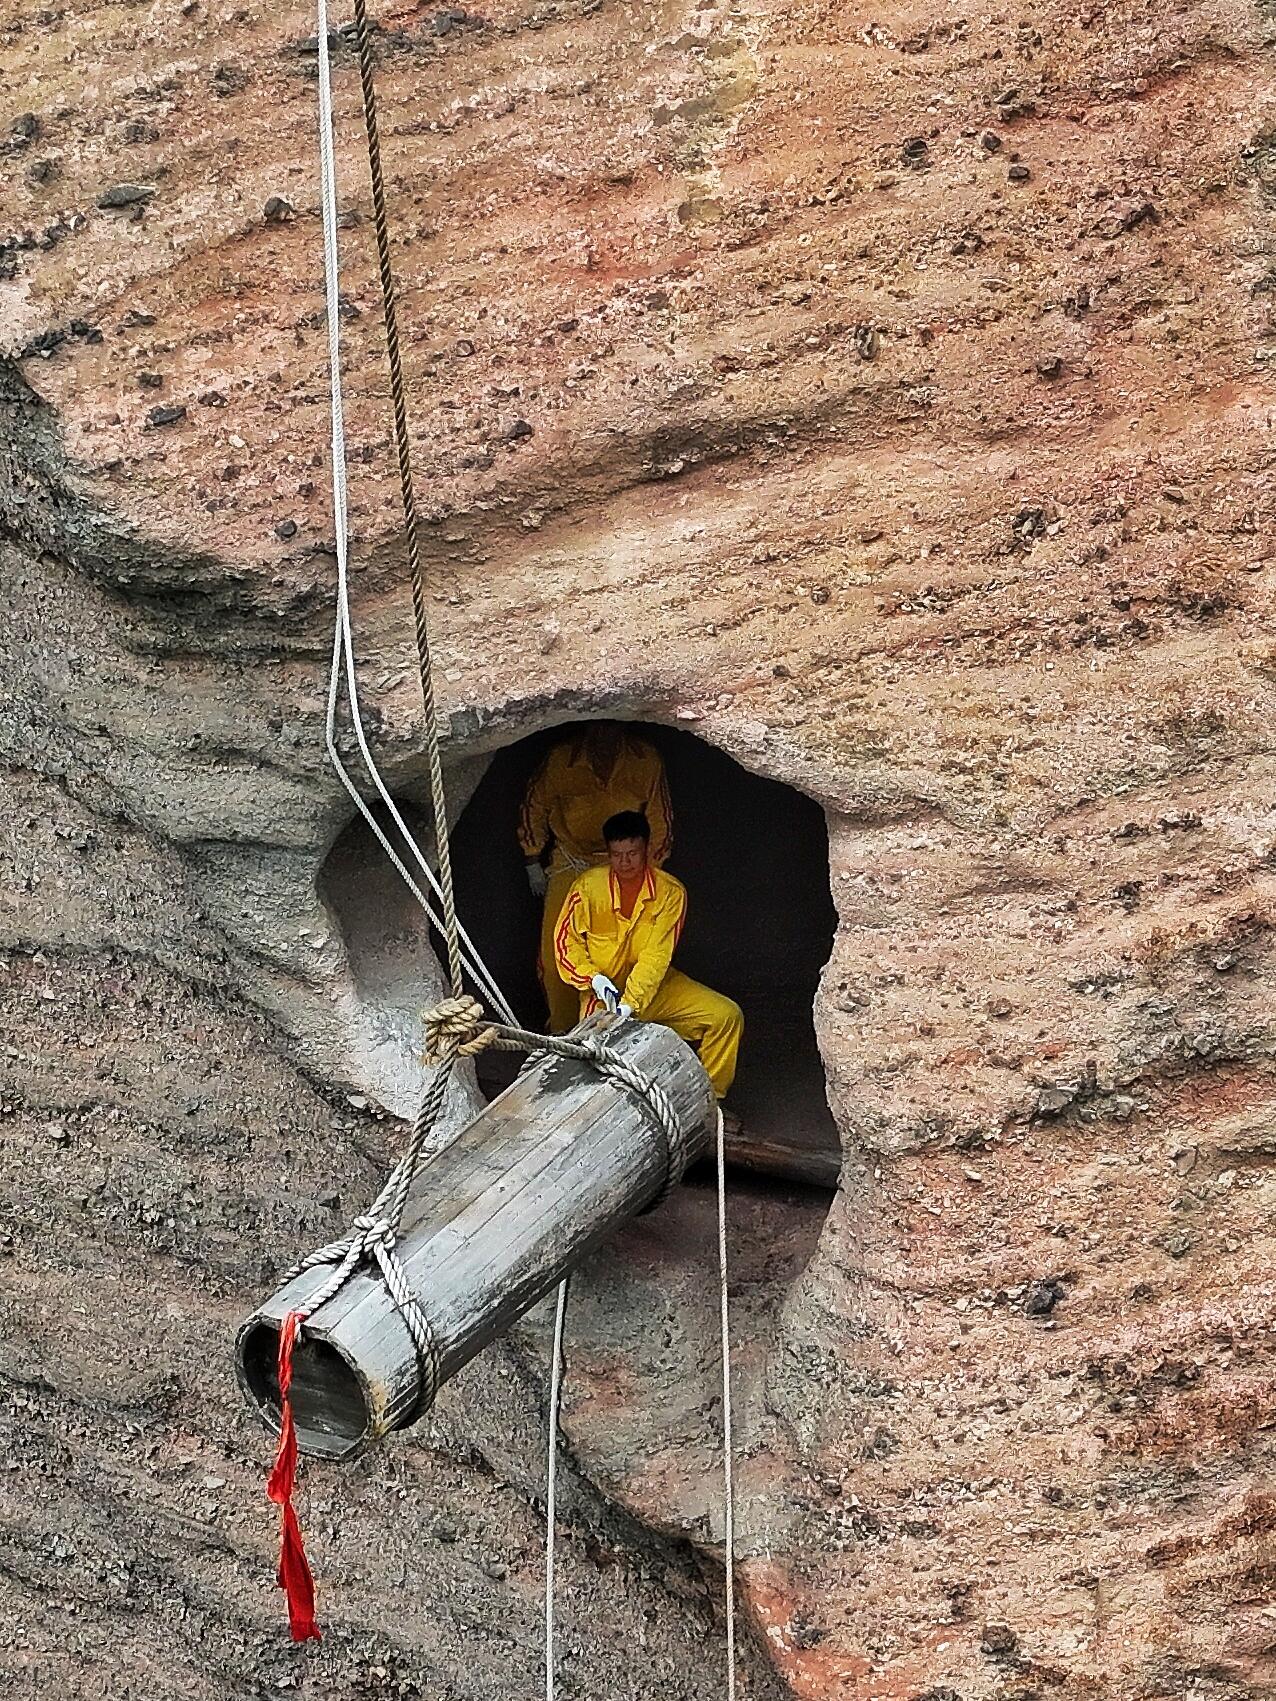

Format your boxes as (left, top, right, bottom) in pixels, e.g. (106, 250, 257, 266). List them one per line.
(1162, 485, 1185, 504)
(98, 183, 155, 210)
(210, 63, 246, 97)
(11, 114, 41, 147)
(1008, 163, 1031, 183)
(20, 327, 67, 360)
(433, 1520, 459, 1543)
(274, 519, 298, 540)
(1024, 1277, 1065, 1316)
(980, 1622, 1020, 1659)
(145, 404, 187, 428)
(263, 195, 295, 224)
(854, 323, 880, 361)
(26, 158, 58, 186)
(979, 129, 1002, 152)
(1034, 1083, 1073, 1116)
(1036, 355, 1063, 379)
(137, 371, 163, 389)
(506, 418, 533, 441)
(1165, 1231, 1191, 1259)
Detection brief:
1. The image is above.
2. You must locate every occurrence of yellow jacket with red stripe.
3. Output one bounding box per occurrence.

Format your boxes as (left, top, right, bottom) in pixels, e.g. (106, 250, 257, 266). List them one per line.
(518, 733, 672, 872)
(554, 864, 687, 1016)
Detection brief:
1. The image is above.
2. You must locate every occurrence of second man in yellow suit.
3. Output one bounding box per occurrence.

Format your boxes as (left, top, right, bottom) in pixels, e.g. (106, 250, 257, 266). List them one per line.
(518, 723, 672, 1033)
(553, 810, 742, 1100)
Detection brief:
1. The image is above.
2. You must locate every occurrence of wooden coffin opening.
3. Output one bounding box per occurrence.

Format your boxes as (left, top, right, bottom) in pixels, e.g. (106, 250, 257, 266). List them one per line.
(239, 1319, 372, 1459)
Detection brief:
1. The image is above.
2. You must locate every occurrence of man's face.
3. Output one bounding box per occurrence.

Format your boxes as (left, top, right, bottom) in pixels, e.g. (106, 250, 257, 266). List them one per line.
(608, 836, 648, 880)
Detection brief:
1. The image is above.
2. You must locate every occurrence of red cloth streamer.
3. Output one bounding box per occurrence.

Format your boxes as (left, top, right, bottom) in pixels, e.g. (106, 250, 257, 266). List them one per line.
(266, 1310, 321, 1642)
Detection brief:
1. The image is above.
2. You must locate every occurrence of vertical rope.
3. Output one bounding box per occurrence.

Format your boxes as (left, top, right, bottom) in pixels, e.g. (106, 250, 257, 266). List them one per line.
(349, 0, 463, 999)
(545, 1278, 569, 1701)
(717, 1106, 736, 1700)
(316, 0, 516, 1022)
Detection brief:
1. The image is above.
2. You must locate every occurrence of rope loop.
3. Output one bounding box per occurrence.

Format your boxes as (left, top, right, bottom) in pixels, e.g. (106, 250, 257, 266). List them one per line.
(421, 994, 497, 1062)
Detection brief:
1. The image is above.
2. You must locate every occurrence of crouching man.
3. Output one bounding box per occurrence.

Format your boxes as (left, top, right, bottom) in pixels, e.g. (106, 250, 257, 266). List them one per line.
(553, 810, 742, 1101)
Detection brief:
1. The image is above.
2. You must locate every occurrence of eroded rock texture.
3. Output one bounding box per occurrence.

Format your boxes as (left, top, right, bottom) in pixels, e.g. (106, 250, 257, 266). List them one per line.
(3, 0, 1276, 1695)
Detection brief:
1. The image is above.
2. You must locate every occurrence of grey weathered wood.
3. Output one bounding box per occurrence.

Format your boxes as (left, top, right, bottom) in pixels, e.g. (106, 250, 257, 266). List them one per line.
(235, 1013, 715, 1460)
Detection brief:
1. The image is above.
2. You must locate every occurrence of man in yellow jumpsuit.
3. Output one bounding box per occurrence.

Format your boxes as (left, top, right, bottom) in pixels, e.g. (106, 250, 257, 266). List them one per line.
(518, 723, 672, 1033)
(553, 810, 742, 1100)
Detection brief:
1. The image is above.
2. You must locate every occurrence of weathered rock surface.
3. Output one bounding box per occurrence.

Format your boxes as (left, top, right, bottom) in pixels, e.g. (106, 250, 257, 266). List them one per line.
(3, 0, 1276, 1695)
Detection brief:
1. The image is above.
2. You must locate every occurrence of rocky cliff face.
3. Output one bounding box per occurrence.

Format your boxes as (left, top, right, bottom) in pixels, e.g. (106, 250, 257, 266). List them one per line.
(4, 0, 1276, 1696)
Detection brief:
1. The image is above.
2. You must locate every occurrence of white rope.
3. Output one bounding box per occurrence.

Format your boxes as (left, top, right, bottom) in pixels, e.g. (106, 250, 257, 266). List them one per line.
(544, 1277, 569, 1701)
(716, 1104, 736, 1700)
(546, 1117, 735, 1701)
(314, 0, 518, 1029)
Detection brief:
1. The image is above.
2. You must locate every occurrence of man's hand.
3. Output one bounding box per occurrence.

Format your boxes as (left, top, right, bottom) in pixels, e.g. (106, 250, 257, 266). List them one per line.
(617, 1002, 634, 1020)
(525, 860, 548, 898)
(591, 973, 620, 1012)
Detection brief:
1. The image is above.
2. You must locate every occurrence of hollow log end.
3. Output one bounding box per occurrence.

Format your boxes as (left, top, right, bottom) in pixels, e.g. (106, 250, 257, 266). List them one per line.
(235, 1291, 420, 1463)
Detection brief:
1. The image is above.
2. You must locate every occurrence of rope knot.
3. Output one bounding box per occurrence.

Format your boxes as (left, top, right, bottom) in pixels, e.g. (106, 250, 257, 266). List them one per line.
(354, 1213, 395, 1250)
(421, 994, 496, 1063)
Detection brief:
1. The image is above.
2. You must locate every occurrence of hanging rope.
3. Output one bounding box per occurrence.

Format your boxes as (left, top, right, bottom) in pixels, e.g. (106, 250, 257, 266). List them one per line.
(716, 1105, 737, 1700)
(306, 7, 739, 1692)
(542, 1114, 737, 1700)
(315, 0, 517, 1026)
(348, 0, 463, 998)
(544, 1278, 569, 1701)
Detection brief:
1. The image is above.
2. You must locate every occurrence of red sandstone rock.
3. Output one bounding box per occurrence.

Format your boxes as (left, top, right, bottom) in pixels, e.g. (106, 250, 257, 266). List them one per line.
(3, 0, 1276, 1695)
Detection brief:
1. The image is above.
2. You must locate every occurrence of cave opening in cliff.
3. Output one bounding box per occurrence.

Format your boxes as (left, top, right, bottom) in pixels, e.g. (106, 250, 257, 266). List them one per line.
(317, 721, 840, 1179)
(447, 721, 840, 1180)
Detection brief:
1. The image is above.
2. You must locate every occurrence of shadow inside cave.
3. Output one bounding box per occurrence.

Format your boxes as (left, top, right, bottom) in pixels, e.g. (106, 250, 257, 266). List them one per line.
(447, 721, 841, 1181)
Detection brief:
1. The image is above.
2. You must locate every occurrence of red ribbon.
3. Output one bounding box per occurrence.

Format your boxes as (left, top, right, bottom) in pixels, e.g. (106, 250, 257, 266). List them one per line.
(266, 1310, 321, 1642)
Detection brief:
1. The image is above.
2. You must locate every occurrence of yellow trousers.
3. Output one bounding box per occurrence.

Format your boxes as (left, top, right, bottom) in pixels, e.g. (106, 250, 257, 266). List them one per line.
(539, 867, 588, 1033)
(578, 967, 742, 1099)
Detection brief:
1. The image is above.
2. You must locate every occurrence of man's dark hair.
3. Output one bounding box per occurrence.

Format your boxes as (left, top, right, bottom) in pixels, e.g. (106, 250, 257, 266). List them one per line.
(603, 809, 650, 844)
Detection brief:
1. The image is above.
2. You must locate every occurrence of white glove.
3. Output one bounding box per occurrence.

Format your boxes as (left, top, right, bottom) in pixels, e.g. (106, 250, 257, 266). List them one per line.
(526, 861, 548, 898)
(591, 973, 620, 1011)
(617, 1002, 634, 1020)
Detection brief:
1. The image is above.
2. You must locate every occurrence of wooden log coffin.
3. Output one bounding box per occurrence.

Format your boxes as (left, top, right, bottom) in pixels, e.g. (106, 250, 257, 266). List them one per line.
(235, 1013, 716, 1461)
